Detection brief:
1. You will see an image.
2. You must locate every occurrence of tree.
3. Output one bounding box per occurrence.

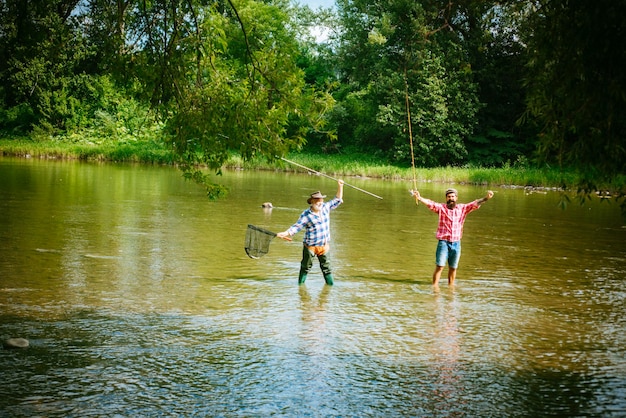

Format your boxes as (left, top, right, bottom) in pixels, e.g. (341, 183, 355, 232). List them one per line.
(0, 0, 334, 191)
(0, 0, 94, 134)
(450, 1, 535, 167)
(522, 0, 626, 181)
(129, 0, 334, 195)
(518, 0, 626, 214)
(332, 0, 481, 166)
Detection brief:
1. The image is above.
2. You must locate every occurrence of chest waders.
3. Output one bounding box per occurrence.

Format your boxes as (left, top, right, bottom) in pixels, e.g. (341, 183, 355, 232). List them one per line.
(299, 245, 334, 285)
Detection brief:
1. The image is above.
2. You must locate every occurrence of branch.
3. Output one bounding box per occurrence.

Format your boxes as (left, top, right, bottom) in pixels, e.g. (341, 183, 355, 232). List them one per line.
(225, 0, 281, 95)
(426, 0, 453, 38)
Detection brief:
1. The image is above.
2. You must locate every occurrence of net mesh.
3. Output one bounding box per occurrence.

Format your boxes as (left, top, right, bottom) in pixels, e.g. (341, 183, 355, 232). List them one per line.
(245, 224, 276, 259)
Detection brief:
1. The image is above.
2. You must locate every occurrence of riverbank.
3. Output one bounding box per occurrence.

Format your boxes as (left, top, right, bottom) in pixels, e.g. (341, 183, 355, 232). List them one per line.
(0, 137, 622, 192)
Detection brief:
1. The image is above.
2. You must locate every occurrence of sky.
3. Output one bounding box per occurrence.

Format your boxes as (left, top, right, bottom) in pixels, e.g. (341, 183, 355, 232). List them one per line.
(296, 0, 336, 9)
(292, 0, 336, 42)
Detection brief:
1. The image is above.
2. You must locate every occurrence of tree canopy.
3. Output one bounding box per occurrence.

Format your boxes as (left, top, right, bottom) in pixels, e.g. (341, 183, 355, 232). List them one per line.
(0, 0, 624, 198)
(522, 0, 626, 180)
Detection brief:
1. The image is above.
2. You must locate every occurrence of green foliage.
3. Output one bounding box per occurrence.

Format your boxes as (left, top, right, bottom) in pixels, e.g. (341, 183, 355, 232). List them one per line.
(0, 137, 178, 164)
(0, 2, 97, 135)
(467, 129, 525, 167)
(522, 0, 626, 182)
(182, 169, 229, 200)
(128, 0, 335, 197)
(456, 1, 536, 167)
(332, 0, 481, 166)
(0, 0, 623, 206)
(0, 0, 337, 200)
(0, 103, 36, 133)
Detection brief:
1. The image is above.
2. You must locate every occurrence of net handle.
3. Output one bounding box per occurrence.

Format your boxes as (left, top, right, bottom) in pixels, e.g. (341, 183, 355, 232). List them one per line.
(247, 224, 292, 241)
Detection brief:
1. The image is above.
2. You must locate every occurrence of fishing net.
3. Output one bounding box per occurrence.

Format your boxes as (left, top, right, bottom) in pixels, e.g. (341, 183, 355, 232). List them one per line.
(245, 224, 277, 259)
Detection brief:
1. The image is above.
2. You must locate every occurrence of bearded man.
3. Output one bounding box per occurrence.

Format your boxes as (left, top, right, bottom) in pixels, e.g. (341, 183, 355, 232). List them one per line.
(411, 188, 494, 286)
(277, 180, 344, 285)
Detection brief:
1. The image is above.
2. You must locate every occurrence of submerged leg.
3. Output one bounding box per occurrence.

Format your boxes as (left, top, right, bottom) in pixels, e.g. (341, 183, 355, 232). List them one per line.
(433, 265, 444, 286)
(448, 267, 457, 286)
(447, 241, 461, 286)
(299, 246, 314, 285)
(318, 253, 334, 285)
(323, 274, 334, 286)
(434, 241, 448, 286)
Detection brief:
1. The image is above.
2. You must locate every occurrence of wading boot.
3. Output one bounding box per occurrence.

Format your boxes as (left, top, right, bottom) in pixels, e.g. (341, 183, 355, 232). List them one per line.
(324, 274, 334, 286)
(298, 271, 308, 285)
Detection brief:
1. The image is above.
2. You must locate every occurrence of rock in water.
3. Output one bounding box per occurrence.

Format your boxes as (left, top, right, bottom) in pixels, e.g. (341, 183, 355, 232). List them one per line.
(4, 338, 29, 349)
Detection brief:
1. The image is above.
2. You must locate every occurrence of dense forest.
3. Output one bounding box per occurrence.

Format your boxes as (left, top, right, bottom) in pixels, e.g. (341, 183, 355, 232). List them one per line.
(0, 0, 624, 192)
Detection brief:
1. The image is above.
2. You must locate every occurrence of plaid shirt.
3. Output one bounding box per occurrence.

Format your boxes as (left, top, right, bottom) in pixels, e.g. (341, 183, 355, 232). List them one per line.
(287, 197, 343, 246)
(423, 199, 481, 242)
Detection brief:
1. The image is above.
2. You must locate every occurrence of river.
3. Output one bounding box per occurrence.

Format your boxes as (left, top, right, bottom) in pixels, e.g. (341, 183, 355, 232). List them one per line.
(1, 157, 624, 417)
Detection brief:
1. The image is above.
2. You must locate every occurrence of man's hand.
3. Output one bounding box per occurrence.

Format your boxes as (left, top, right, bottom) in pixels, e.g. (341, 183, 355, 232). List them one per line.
(478, 190, 494, 204)
(410, 189, 421, 206)
(276, 231, 292, 241)
(336, 179, 344, 200)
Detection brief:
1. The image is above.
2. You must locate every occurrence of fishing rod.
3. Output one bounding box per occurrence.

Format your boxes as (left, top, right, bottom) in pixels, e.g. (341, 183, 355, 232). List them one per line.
(405, 68, 419, 206)
(278, 156, 383, 200)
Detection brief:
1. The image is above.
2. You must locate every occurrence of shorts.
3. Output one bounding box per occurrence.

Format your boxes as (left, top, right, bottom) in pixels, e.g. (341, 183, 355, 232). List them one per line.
(435, 240, 461, 269)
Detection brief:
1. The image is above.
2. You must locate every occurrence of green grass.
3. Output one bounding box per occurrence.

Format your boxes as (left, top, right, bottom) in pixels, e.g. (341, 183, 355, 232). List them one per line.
(227, 152, 588, 190)
(0, 137, 176, 165)
(1, 137, 624, 192)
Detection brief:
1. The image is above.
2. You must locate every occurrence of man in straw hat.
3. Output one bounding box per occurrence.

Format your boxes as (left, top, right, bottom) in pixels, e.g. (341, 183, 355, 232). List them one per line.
(410, 187, 494, 286)
(277, 180, 344, 285)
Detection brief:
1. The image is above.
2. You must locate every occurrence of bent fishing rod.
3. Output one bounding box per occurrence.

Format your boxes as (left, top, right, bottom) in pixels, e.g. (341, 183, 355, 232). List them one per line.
(251, 136, 382, 199)
(278, 156, 383, 200)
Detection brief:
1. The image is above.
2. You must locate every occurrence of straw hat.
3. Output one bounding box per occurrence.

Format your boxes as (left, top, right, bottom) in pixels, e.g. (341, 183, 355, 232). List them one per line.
(307, 191, 326, 204)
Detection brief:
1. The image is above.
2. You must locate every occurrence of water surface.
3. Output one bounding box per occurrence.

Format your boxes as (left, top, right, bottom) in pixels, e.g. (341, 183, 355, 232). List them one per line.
(1, 158, 624, 417)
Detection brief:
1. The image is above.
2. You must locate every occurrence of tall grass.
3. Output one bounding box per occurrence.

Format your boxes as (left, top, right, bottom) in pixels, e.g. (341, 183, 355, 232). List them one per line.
(0, 137, 176, 165)
(1, 138, 624, 191)
(228, 153, 580, 189)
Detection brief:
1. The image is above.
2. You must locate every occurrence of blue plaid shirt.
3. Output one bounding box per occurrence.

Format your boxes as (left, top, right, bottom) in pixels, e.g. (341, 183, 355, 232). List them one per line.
(287, 197, 343, 246)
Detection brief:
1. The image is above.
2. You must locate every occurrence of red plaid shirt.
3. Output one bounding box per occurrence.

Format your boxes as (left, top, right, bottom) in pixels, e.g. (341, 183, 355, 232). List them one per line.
(423, 199, 481, 242)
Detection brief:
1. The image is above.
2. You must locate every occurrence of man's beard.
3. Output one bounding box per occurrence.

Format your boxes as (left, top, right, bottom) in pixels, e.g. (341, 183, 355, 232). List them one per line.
(446, 200, 456, 208)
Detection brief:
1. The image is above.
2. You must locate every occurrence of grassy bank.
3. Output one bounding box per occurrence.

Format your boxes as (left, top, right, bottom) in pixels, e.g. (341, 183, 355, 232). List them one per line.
(0, 137, 177, 165)
(1, 137, 623, 192)
(229, 153, 585, 190)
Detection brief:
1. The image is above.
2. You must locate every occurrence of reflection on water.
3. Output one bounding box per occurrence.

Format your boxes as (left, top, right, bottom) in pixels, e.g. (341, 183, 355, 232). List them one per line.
(430, 289, 464, 415)
(1, 158, 625, 417)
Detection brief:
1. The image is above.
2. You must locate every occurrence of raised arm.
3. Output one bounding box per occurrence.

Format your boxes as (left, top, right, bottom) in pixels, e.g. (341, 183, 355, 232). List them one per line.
(477, 190, 494, 204)
(410, 189, 427, 204)
(336, 179, 344, 200)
